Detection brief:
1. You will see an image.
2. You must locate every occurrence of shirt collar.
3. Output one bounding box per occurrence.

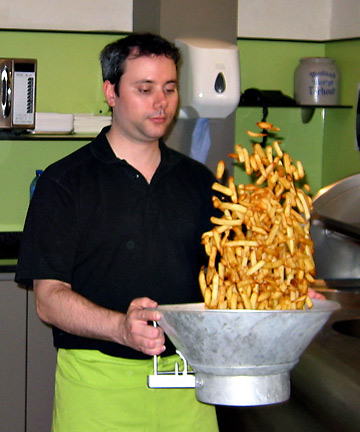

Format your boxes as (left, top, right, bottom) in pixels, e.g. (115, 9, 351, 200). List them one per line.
(90, 126, 179, 171)
(90, 126, 120, 164)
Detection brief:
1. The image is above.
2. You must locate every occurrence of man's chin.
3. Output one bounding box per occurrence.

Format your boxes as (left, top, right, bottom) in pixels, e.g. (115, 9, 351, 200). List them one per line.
(144, 126, 170, 141)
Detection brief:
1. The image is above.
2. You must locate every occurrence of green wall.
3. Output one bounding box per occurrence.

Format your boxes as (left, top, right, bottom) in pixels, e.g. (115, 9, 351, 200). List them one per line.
(322, 39, 360, 186)
(0, 30, 120, 114)
(0, 30, 121, 231)
(237, 39, 324, 96)
(234, 107, 325, 195)
(0, 31, 359, 231)
(234, 38, 360, 194)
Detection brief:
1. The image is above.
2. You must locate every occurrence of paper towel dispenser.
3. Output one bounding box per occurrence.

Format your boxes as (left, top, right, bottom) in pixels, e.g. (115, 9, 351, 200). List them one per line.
(175, 38, 241, 119)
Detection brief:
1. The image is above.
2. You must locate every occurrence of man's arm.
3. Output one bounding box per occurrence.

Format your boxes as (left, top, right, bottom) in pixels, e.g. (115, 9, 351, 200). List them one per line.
(33, 279, 166, 356)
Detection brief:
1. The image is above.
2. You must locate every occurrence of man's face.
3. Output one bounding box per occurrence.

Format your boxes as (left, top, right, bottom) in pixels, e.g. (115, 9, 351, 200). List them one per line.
(105, 54, 178, 144)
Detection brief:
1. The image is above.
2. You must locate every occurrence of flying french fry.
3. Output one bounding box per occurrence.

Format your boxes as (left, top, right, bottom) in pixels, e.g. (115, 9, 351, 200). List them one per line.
(200, 123, 315, 310)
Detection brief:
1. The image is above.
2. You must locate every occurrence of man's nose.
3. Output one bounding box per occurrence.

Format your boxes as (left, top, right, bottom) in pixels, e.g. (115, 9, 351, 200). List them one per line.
(154, 90, 168, 109)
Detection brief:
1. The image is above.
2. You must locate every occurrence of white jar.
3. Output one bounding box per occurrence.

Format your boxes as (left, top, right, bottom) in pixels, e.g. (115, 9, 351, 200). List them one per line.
(294, 57, 340, 106)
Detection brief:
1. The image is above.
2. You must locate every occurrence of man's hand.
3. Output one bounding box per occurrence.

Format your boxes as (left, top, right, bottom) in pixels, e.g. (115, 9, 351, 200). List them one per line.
(120, 297, 165, 356)
(308, 288, 326, 299)
(34, 280, 165, 355)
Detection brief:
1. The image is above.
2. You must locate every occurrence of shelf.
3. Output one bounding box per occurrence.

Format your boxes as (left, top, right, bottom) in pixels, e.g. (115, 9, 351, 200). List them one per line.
(238, 104, 353, 123)
(298, 105, 352, 109)
(239, 104, 353, 109)
(0, 131, 96, 141)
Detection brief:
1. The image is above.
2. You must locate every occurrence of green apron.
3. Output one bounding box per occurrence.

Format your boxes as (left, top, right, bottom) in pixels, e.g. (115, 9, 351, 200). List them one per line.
(52, 349, 219, 432)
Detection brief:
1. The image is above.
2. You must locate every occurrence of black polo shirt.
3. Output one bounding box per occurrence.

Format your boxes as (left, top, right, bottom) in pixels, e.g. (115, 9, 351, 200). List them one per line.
(15, 126, 216, 359)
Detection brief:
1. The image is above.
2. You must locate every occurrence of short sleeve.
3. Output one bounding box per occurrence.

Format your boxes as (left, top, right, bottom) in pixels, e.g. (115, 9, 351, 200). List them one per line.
(15, 170, 79, 287)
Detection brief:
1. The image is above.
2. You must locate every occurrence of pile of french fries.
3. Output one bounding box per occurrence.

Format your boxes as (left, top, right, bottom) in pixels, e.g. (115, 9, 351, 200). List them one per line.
(199, 122, 315, 310)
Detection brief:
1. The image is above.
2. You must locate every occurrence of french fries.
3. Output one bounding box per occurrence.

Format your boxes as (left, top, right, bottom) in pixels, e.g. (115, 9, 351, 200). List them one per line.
(200, 123, 315, 311)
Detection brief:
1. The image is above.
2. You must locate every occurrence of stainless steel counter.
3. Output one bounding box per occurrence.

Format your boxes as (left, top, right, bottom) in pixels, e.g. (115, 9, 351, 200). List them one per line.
(217, 285, 360, 432)
(289, 287, 360, 432)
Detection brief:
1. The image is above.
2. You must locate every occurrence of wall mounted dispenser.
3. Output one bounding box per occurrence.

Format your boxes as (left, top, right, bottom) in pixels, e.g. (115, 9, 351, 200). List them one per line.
(175, 38, 240, 119)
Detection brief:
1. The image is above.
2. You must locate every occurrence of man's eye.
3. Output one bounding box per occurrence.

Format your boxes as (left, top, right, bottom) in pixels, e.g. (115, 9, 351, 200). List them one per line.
(138, 87, 152, 93)
(165, 86, 177, 93)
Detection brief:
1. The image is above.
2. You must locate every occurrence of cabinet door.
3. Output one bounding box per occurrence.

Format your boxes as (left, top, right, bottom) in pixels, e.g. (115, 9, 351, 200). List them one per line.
(26, 289, 57, 432)
(0, 280, 26, 431)
(0, 1, 131, 32)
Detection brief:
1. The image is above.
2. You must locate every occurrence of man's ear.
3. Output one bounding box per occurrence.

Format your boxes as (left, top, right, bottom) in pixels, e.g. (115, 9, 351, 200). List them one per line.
(103, 80, 116, 107)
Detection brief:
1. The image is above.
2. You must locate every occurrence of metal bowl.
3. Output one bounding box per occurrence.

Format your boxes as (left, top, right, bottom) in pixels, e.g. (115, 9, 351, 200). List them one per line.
(157, 299, 340, 406)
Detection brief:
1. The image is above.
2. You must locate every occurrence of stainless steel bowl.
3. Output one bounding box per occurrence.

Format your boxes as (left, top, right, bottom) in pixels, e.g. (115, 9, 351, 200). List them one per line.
(157, 299, 340, 406)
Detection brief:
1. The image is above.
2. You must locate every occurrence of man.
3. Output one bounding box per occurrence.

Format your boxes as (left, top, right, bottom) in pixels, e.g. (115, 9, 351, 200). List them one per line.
(15, 33, 219, 431)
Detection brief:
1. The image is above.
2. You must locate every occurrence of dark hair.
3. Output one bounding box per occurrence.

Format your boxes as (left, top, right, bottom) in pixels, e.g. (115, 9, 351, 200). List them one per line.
(100, 33, 180, 95)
